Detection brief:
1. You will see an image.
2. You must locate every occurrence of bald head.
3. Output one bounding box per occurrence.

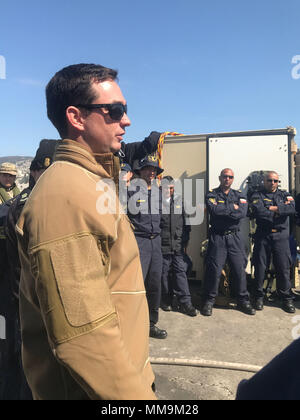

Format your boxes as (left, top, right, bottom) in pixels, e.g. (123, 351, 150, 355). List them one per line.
(219, 168, 234, 192)
(220, 168, 234, 178)
(264, 171, 278, 180)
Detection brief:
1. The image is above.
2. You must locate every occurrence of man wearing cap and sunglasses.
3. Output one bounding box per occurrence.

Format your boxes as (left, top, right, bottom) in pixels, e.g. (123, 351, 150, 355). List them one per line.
(250, 171, 296, 313)
(0, 163, 20, 204)
(160, 176, 197, 317)
(120, 162, 133, 187)
(127, 154, 168, 339)
(201, 168, 255, 317)
(16, 64, 157, 400)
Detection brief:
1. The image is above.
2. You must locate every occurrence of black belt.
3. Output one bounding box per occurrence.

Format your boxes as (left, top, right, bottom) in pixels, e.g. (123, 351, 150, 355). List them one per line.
(136, 233, 160, 240)
(211, 228, 240, 236)
(149, 234, 159, 239)
(258, 227, 283, 234)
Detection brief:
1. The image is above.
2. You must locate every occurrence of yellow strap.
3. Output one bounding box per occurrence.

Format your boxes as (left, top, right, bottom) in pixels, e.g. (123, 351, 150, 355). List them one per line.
(157, 132, 183, 179)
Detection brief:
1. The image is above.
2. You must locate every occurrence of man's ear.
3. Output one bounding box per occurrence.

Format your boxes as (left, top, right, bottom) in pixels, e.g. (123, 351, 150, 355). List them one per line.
(66, 106, 85, 132)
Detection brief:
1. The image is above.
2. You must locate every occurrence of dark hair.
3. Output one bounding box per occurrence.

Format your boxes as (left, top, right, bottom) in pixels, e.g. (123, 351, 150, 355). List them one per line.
(46, 63, 118, 138)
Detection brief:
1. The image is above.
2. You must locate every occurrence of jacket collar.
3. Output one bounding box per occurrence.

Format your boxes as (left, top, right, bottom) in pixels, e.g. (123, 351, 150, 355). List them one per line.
(216, 186, 232, 197)
(262, 188, 278, 196)
(54, 139, 120, 184)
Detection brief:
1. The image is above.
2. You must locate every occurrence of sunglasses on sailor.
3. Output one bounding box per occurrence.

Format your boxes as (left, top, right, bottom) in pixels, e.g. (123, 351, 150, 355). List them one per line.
(75, 102, 127, 121)
(267, 179, 279, 183)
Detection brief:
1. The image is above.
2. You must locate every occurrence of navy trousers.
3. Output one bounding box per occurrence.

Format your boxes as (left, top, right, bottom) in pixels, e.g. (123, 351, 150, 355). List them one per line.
(161, 253, 192, 305)
(203, 232, 250, 304)
(135, 236, 162, 326)
(253, 232, 293, 301)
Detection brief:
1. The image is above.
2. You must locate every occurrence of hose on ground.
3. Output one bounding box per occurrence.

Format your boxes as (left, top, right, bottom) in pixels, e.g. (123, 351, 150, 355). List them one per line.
(150, 357, 262, 374)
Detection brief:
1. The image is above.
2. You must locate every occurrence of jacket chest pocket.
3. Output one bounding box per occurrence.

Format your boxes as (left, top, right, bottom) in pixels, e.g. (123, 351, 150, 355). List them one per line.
(49, 234, 113, 328)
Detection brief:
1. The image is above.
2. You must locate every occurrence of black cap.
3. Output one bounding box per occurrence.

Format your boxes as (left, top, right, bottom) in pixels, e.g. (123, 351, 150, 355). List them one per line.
(135, 153, 164, 175)
(120, 162, 132, 172)
(30, 139, 60, 171)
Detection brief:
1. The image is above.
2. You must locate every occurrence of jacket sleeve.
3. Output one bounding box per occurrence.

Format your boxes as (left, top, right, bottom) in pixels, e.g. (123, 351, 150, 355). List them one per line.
(236, 338, 300, 400)
(276, 192, 296, 217)
(227, 192, 248, 220)
(206, 191, 230, 217)
(121, 131, 161, 166)
(206, 191, 246, 220)
(295, 193, 300, 215)
(249, 192, 274, 222)
(31, 230, 156, 400)
(182, 203, 191, 246)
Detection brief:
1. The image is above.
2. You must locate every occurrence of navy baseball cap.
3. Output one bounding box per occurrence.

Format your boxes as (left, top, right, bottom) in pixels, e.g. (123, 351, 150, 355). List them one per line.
(135, 154, 164, 175)
(120, 162, 132, 172)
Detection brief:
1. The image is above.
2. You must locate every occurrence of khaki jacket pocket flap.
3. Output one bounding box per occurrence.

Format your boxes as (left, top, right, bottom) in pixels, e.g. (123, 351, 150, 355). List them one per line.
(50, 235, 114, 327)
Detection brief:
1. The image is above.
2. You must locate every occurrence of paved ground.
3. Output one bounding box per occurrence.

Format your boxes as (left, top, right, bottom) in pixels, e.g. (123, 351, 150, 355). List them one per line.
(149, 287, 300, 400)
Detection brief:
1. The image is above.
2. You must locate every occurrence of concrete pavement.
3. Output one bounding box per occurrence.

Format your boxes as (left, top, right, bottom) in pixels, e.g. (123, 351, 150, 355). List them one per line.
(149, 288, 300, 400)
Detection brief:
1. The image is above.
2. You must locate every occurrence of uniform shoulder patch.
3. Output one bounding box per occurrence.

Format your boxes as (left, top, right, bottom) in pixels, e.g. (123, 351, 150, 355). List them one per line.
(286, 195, 294, 201)
(206, 191, 216, 198)
(19, 193, 29, 204)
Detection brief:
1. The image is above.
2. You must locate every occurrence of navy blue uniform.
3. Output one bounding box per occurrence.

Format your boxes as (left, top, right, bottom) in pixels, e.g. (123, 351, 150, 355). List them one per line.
(127, 182, 162, 326)
(0, 198, 17, 400)
(236, 337, 300, 400)
(203, 187, 250, 304)
(250, 188, 295, 301)
(119, 131, 160, 167)
(160, 194, 192, 305)
(0, 190, 33, 400)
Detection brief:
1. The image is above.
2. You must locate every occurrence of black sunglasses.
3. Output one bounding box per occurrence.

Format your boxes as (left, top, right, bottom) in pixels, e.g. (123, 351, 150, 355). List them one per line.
(222, 175, 234, 179)
(267, 179, 279, 183)
(75, 103, 127, 121)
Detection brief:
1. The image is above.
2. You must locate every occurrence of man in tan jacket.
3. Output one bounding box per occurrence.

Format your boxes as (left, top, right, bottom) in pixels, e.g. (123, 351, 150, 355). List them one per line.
(16, 64, 156, 400)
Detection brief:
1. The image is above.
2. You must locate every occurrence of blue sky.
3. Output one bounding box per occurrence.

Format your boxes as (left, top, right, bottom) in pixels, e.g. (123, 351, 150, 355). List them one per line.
(0, 0, 299, 156)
